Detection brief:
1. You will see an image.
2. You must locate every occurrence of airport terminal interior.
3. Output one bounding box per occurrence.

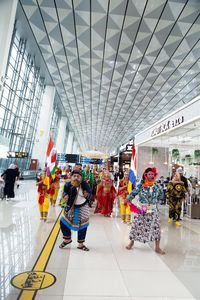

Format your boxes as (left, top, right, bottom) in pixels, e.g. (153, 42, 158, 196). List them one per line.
(1, 0, 200, 299)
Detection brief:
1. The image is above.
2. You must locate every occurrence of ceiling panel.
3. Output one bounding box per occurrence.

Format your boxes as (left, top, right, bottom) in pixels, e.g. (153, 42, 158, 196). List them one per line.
(19, 0, 200, 153)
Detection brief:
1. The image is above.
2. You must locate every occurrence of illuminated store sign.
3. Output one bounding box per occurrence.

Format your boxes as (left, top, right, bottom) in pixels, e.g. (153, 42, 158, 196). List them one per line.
(120, 144, 132, 152)
(151, 116, 184, 137)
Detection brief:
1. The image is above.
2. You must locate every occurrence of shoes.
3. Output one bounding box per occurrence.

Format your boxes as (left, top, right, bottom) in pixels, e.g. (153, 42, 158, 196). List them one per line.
(168, 218, 172, 224)
(175, 221, 182, 227)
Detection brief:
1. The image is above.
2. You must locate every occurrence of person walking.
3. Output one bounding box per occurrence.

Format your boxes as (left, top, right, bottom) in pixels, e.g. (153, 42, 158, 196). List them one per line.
(176, 167, 190, 216)
(1, 164, 19, 200)
(166, 172, 186, 227)
(118, 172, 131, 224)
(36, 169, 50, 221)
(59, 170, 92, 251)
(126, 167, 165, 255)
(95, 171, 117, 217)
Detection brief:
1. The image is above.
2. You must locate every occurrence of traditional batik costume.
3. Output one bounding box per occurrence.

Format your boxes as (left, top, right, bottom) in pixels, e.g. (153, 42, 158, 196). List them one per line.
(126, 167, 165, 254)
(166, 174, 186, 226)
(128, 175, 163, 243)
(128, 182, 163, 243)
(60, 180, 91, 245)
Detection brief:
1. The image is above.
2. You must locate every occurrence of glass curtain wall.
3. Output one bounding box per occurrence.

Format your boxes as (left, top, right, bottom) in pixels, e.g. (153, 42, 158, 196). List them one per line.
(0, 30, 45, 171)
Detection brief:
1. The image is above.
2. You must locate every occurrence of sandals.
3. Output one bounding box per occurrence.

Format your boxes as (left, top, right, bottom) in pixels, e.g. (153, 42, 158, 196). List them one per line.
(77, 245, 90, 251)
(59, 241, 89, 251)
(59, 240, 72, 248)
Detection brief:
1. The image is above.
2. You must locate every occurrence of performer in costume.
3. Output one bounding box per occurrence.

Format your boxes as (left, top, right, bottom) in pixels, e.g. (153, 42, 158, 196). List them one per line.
(59, 170, 92, 251)
(118, 172, 131, 224)
(82, 165, 95, 206)
(50, 169, 61, 207)
(59, 172, 71, 208)
(82, 165, 95, 189)
(126, 167, 165, 255)
(166, 172, 186, 227)
(36, 172, 50, 221)
(92, 164, 99, 197)
(95, 171, 117, 217)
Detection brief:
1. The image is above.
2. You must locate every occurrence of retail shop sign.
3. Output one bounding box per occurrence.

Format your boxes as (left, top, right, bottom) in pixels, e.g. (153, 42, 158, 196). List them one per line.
(126, 145, 132, 151)
(151, 116, 184, 137)
(120, 144, 132, 152)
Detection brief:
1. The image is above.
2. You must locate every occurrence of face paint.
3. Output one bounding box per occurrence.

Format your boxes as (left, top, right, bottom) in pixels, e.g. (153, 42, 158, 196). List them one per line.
(145, 171, 155, 181)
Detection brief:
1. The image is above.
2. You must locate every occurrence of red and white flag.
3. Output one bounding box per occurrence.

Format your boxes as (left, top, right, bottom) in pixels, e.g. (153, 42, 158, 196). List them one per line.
(46, 136, 56, 176)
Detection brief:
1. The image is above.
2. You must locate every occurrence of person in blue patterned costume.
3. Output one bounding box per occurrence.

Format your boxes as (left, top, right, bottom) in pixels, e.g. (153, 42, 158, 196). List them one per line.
(126, 167, 165, 255)
(59, 170, 92, 251)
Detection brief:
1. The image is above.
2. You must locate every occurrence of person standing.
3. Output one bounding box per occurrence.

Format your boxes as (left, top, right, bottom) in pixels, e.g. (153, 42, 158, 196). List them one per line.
(113, 167, 119, 187)
(95, 171, 117, 217)
(118, 172, 131, 224)
(49, 168, 61, 207)
(157, 176, 168, 205)
(166, 172, 186, 227)
(126, 167, 165, 255)
(82, 165, 95, 190)
(176, 167, 190, 193)
(92, 164, 99, 197)
(1, 164, 19, 200)
(176, 167, 190, 216)
(36, 169, 50, 221)
(59, 170, 92, 251)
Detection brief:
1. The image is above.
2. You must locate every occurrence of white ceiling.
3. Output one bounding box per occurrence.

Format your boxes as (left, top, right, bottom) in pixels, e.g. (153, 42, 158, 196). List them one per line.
(19, 0, 200, 154)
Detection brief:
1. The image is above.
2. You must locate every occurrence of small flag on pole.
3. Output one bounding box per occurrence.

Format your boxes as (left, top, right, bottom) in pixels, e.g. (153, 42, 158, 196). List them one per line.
(46, 136, 56, 177)
(128, 145, 137, 193)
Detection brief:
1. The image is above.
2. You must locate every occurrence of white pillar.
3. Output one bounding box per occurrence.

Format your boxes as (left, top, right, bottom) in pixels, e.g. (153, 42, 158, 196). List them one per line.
(65, 132, 74, 154)
(0, 0, 17, 95)
(32, 85, 55, 168)
(72, 141, 78, 154)
(76, 146, 81, 154)
(56, 117, 68, 153)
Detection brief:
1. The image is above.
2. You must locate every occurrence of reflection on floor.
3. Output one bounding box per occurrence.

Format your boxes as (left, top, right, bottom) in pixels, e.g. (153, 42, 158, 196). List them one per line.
(1, 180, 200, 300)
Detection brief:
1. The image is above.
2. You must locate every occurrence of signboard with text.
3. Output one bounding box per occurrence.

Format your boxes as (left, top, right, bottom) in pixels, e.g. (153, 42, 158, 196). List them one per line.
(57, 153, 80, 163)
(7, 151, 28, 158)
(80, 156, 103, 164)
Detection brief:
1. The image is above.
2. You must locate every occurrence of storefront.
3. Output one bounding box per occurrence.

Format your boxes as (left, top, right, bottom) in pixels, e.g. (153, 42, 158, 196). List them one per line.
(135, 96, 200, 179)
(135, 96, 200, 218)
(110, 143, 133, 172)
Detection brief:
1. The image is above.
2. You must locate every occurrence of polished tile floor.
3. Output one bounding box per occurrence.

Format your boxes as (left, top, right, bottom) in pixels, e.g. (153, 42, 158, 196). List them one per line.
(1, 180, 200, 300)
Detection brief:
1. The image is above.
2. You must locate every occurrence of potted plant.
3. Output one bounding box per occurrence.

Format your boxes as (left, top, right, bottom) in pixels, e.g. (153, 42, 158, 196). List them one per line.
(172, 149, 180, 163)
(185, 154, 192, 164)
(194, 150, 200, 162)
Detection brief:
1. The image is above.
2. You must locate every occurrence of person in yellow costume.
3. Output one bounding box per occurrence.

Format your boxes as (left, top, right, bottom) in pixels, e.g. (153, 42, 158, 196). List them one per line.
(36, 172, 50, 221)
(118, 172, 131, 224)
